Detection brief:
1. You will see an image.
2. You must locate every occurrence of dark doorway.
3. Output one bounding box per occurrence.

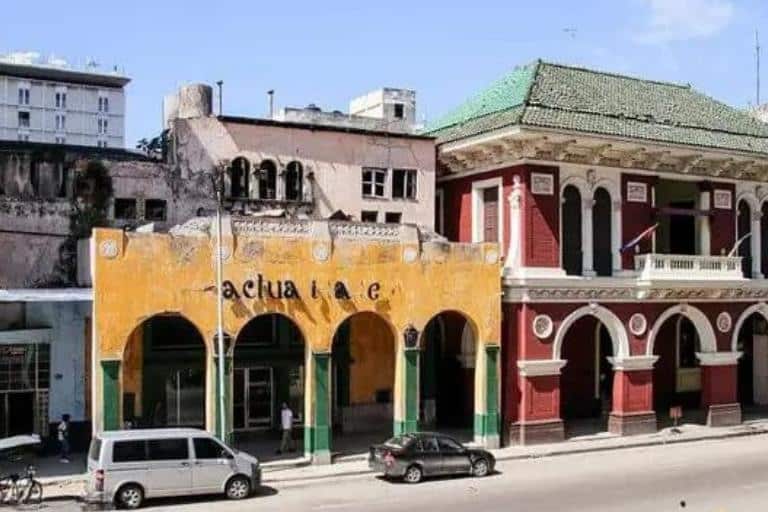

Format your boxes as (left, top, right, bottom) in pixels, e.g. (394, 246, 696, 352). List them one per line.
(668, 201, 696, 255)
(3, 392, 34, 436)
(482, 188, 499, 242)
(762, 203, 768, 277)
(562, 185, 582, 276)
(593, 188, 613, 276)
(653, 315, 703, 421)
(738, 200, 752, 277)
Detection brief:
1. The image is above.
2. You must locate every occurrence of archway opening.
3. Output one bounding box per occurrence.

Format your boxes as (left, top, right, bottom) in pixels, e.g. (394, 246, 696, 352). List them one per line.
(560, 316, 614, 437)
(285, 161, 303, 201)
(123, 314, 206, 429)
(331, 312, 395, 452)
(653, 315, 704, 425)
(736, 312, 768, 416)
(231, 313, 305, 460)
(737, 199, 752, 277)
(420, 312, 475, 442)
(592, 187, 612, 277)
(257, 160, 277, 200)
(229, 157, 250, 199)
(562, 185, 582, 276)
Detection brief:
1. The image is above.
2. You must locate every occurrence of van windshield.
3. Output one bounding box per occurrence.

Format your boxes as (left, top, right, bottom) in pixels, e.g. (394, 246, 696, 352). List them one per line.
(88, 438, 102, 461)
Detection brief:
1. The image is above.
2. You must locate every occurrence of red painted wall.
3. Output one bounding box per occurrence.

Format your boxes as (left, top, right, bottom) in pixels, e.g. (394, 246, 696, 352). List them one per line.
(612, 370, 653, 413)
(702, 365, 738, 406)
(518, 374, 560, 421)
(708, 183, 736, 256)
(521, 165, 560, 267)
(621, 174, 656, 269)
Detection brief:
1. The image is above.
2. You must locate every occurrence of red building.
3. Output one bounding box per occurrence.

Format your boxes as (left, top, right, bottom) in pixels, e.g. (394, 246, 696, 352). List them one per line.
(428, 60, 768, 444)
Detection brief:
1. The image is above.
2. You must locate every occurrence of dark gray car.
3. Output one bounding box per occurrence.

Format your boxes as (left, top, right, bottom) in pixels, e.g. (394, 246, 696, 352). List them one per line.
(368, 432, 495, 484)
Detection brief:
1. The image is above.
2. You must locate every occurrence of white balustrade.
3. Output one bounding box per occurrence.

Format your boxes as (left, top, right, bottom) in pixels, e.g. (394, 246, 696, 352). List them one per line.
(634, 253, 744, 280)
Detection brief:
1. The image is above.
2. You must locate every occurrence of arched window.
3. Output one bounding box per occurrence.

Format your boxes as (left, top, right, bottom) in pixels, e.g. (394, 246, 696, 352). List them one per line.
(229, 157, 250, 198)
(737, 199, 752, 277)
(285, 161, 303, 201)
(258, 160, 277, 200)
(593, 187, 612, 277)
(562, 185, 582, 276)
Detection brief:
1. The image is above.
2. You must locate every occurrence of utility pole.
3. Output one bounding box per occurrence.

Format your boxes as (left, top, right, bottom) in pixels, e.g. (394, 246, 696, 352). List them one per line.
(213, 166, 226, 441)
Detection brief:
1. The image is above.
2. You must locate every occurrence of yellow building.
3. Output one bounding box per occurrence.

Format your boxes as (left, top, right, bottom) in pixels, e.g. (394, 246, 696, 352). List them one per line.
(91, 217, 500, 463)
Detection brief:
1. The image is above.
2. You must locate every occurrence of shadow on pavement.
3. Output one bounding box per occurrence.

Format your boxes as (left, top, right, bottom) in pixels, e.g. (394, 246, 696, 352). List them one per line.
(374, 471, 502, 485)
(131, 485, 279, 510)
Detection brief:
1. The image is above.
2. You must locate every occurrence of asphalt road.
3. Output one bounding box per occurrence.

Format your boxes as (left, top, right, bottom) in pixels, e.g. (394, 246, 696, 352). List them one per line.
(49, 434, 768, 511)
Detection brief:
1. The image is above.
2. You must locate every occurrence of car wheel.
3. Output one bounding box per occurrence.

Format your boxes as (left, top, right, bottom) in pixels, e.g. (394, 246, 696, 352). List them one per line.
(226, 475, 251, 500)
(472, 458, 490, 477)
(117, 484, 144, 509)
(403, 465, 423, 484)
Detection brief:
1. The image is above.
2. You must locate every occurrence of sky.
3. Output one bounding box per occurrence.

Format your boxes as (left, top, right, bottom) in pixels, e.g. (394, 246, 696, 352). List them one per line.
(3, 0, 768, 147)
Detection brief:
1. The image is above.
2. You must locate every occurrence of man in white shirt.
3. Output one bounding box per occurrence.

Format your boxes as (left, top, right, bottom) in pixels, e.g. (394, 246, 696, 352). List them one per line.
(277, 403, 295, 454)
(58, 414, 70, 463)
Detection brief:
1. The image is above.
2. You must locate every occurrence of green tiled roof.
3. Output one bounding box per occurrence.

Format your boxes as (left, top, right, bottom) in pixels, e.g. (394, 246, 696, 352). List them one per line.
(425, 60, 768, 155)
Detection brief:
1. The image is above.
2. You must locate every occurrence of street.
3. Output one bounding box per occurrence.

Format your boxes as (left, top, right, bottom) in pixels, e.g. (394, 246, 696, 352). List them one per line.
(45, 434, 768, 511)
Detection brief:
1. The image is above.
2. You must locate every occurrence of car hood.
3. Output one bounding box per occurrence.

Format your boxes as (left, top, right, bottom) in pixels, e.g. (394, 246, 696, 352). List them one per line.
(235, 451, 260, 466)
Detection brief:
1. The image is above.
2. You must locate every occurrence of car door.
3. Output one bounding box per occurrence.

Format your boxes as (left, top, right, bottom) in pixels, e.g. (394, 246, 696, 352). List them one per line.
(192, 437, 235, 493)
(418, 436, 443, 476)
(145, 438, 193, 497)
(437, 436, 472, 475)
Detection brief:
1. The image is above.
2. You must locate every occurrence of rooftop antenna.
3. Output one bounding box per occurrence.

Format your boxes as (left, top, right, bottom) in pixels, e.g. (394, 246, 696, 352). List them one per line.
(757, 29, 761, 106)
(267, 89, 274, 118)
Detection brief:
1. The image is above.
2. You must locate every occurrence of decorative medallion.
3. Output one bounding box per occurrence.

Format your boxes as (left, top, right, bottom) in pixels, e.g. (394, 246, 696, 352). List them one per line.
(531, 173, 554, 195)
(532, 314, 554, 339)
(99, 239, 118, 259)
(312, 243, 330, 262)
(628, 313, 647, 336)
(713, 189, 732, 210)
(716, 312, 732, 333)
(485, 249, 499, 264)
(403, 246, 418, 263)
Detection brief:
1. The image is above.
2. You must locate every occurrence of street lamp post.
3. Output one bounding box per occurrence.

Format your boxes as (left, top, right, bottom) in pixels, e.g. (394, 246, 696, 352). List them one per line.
(213, 165, 227, 441)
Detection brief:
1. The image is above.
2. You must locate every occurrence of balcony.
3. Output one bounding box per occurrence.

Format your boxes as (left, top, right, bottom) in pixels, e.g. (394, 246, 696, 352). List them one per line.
(634, 253, 743, 281)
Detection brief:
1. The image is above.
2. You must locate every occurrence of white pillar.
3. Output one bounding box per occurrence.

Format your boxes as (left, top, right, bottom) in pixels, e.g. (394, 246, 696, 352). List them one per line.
(612, 200, 622, 274)
(582, 198, 595, 276)
(503, 176, 523, 273)
(754, 334, 768, 405)
(698, 189, 711, 256)
(752, 211, 763, 278)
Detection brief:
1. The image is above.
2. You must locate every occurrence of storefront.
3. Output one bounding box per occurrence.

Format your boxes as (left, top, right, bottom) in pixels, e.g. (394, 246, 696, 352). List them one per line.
(91, 217, 500, 463)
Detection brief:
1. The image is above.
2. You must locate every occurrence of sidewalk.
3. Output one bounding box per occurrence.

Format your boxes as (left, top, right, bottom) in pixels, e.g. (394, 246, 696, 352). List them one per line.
(37, 417, 768, 500)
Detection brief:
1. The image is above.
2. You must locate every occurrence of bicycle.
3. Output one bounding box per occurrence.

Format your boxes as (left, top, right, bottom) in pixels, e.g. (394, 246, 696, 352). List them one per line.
(0, 465, 43, 505)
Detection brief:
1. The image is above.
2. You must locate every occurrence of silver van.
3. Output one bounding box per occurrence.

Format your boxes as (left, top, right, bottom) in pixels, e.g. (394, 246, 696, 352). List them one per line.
(84, 428, 260, 509)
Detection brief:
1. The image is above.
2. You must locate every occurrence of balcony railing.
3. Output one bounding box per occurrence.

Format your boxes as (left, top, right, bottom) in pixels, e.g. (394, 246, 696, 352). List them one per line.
(634, 253, 743, 280)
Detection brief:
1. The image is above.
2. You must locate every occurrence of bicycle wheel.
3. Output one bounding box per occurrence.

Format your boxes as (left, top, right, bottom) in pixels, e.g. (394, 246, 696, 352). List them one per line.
(21, 482, 43, 504)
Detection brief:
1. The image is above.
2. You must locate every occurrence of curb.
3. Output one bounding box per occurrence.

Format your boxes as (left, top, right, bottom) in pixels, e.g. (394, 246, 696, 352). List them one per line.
(37, 426, 768, 499)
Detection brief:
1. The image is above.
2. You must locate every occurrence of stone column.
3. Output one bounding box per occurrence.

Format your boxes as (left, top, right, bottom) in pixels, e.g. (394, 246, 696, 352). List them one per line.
(213, 354, 233, 443)
(503, 176, 523, 273)
(101, 360, 121, 431)
(509, 360, 566, 444)
(395, 346, 420, 436)
(753, 334, 768, 405)
(612, 200, 622, 274)
(698, 189, 711, 256)
(308, 352, 332, 465)
(752, 211, 763, 278)
(582, 198, 595, 276)
(607, 356, 658, 435)
(474, 345, 501, 448)
(697, 352, 742, 426)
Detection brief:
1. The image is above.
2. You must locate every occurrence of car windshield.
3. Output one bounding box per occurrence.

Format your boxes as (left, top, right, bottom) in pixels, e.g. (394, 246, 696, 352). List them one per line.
(383, 435, 414, 449)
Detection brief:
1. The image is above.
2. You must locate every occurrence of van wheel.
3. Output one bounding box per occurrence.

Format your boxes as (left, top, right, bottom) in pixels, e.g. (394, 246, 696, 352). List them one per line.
(117, 484, 144, 509)
(225, 476, 251, 500)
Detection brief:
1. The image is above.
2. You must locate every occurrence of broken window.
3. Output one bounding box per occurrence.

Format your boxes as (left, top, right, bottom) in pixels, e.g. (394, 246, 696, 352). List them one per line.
(361, 211, 378, 222)
(18, 111, 30, 128)
(258, 160, 277, 200)
(393, 103, 404, 119)
(384, 212, 402, 224)
(392, 169, 417, 199)
(56, 164, 70, 198)
(362, 168, 386, 198)
(114, 198, 137, 220)
(145, 199, 167, 222)
(229, 157, 250, 198)
(285, 161, 303, 201)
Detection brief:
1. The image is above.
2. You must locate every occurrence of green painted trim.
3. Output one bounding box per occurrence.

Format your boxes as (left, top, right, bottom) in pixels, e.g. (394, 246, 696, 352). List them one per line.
(101, 360, 120, 431)
(403, 348, 419, 434)
(481, 346, 500, 440)
(312, 353, 331, 454)
(214, 356, 233, 442)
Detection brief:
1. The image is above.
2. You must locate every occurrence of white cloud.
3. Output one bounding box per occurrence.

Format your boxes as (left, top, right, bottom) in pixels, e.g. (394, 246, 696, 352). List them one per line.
(634, 0, 734, 43)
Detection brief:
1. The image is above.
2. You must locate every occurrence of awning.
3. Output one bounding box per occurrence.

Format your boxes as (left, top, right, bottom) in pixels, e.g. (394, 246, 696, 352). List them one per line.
(0, 288, 92, 302)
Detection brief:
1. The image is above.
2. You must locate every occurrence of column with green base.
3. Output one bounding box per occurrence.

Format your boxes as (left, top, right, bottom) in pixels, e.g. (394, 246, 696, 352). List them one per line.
(474, 345, 500, 448)
(309, 352, 331, 464)
(102, 360, 121, 431)
(395, 347, 419, 435)
(214, 355, 233, 443)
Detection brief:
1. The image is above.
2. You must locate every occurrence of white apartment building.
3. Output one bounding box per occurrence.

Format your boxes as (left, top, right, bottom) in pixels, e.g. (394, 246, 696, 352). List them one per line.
(0, 54, 129, 148)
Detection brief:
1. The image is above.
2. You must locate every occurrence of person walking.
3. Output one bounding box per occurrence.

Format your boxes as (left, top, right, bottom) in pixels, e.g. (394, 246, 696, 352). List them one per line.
(58, 414, 71, 463)
(277, 403, 295, 454)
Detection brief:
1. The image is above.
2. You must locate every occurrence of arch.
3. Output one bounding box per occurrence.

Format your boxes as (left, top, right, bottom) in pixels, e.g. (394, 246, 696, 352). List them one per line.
(120, 312, 208, 360)
(420, 309, 480, 348)
(257, 159, 277, 200)
(285, 161, 304, 201)
(233, 311, 308, 349)
(229, 157, 250, 198)
(736, 191, 760, 213)
(561, 184, 583, 276)
(646, 304, 717, 356)
(731, 303, 768, 352)
(553, 305, 629, 360)
(331, 310, 398, 348)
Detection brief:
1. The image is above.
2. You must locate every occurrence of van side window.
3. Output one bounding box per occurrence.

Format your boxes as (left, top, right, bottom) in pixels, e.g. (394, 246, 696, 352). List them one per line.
(147, 439, 189, 461)
(113, 441, 146, 462)
(193, 438, 229, 459)
(88, 438, 102, 461)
